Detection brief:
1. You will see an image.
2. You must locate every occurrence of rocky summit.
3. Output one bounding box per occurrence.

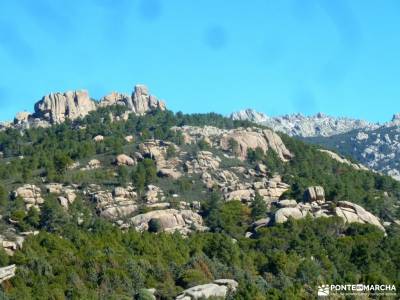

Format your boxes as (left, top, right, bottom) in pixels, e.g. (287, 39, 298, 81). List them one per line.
(0, 85, 399, 299)
(2, 84, 165, 130)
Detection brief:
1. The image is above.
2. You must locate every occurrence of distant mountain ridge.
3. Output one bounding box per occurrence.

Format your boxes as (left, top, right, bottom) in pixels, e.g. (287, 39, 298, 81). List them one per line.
(230, 108, 379, 137)
(231, 108, 400, 180)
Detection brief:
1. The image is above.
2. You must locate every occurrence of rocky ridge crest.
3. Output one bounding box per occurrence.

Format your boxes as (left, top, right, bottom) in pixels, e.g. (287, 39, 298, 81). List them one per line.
(2, 84, 165, 130)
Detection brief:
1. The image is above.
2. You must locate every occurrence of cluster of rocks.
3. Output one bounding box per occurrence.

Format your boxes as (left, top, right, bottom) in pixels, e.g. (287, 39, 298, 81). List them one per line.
(12, 184, 44, 210)
(81, 159, 101, 170)
(176, 279, 238, 300)
(86, 185, 138, 220)
(98, 84, 166, 115)
(129, 209, 207, 235)
(2, 85, 166, 130)
(139, 139, 183, 178)
(45, 183, 77, 209)
(145, 185, 165, 203)
(174, 126, 293, 162)
(265, 186, 385, 232)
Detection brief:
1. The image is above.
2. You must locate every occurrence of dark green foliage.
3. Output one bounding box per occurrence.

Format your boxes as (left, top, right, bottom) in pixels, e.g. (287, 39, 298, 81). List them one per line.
(250, 193, 267, 221)
(148, 218, 162, 233)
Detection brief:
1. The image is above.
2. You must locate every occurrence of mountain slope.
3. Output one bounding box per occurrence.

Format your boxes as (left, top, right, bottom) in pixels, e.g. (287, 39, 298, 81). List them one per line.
(231, 108, 400, 181)
(304, 121, 400, 181)
(0, 88, 399, 298)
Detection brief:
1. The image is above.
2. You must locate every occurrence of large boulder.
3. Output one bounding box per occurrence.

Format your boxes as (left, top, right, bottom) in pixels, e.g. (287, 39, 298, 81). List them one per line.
(34, 90, 96, 124)
(115, 154, 136, 166)
(335, 201, 385, 231)
(274, 207, 304, 223)
(129, 209, 205, 234)
(176, 279, 238, 300)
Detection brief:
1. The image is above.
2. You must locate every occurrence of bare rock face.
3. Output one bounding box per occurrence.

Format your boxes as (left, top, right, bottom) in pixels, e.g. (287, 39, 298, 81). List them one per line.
(131, 85, 166, 114)
(34, 90, 96, 124)
(176, 279, 238, 300)
(12, 184, 44, 210)
(275, 207, 304, 223)
(220, 128, 293, 161)
(129, 209, 206, 234)
(335, 201, 385, 231)
(0, 265, 16, 283)
(304, 186, 325, 203)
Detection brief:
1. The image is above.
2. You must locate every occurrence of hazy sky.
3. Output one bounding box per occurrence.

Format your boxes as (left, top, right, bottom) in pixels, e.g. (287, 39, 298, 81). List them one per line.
(0, 0, 399, 122)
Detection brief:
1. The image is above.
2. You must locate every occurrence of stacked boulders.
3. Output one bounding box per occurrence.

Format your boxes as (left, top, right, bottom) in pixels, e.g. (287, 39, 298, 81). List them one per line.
(88, 185, 138, 220)
(12, 184, 44, 210)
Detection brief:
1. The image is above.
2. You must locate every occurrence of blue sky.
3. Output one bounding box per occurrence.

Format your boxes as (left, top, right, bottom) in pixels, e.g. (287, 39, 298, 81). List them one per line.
(0, 0, 399, 123)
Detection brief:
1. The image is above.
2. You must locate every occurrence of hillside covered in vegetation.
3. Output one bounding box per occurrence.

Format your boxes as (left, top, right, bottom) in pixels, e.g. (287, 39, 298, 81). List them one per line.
(0, 104, 399, 299)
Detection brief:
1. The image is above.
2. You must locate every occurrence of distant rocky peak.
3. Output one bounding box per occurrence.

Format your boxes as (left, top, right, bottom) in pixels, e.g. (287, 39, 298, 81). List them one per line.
(391, 113, 400, 125)
(230, 109, 269, 123)
(231, 109, 378, 137)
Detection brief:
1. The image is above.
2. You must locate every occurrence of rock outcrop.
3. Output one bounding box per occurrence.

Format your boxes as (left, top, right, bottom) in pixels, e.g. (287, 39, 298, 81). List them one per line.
(115, 154, 136, 166)
(34, 90, 97, 124)
(88, 185, 137, 220)
(0, 265, 16, 283)
(270, 186, 385, 232)
(45, 183, 77, 209)
(176, 279, 238, 300)
(129, 209, 206, 234)
(8, 84, 166, 129)
(99, 85, 166, 115)
(12, 184, 44, 210)
(220, 128, 293, 161)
